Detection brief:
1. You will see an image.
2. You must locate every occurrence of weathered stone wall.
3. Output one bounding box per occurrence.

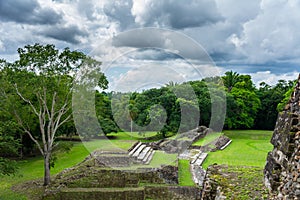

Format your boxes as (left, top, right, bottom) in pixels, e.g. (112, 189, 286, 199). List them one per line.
(145, 186, 201, 200)
(44, 160, 180, 199)
(264, 74, 300, 199)
(84, 150, 132, 167)
(45, 188, 145, 200)
(45, 186, 201, 200)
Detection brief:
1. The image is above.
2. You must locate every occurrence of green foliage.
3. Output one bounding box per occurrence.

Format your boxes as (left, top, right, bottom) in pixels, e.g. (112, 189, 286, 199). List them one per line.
(255, 80, 294, 130)
(0, 157, 18, 176)
(226, 87, 261, 129)
(222, 72, 260, 129)
(95, 92, 119, 134)
(221, 71, 241, 92)
(277, 85, 295, 112)
(0, 122, 20, 176)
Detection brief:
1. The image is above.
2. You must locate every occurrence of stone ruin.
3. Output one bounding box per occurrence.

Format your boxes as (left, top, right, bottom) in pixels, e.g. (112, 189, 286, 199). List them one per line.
(43, 125, 234, 199)
(149, 126, 230, 154)
(264, 74, 300, 199)
(43, 149, 201, 200)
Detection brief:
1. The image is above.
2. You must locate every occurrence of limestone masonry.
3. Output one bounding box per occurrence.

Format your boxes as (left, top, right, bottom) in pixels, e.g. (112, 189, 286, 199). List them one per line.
(264, 74, 300, 199)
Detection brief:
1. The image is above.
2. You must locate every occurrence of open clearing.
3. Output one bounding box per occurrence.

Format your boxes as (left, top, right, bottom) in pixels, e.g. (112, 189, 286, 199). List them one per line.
(202, 130, 273, 169)
(0, 130, 273, 199)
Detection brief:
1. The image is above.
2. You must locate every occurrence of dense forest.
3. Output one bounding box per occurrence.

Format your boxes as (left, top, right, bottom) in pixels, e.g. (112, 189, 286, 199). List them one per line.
(0, 44, 295, 178)
(97, 71, 294, 133)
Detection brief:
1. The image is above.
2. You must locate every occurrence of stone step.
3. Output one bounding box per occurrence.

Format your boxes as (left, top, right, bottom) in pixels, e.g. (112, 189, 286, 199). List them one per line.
(142, 149, 153, 163)
(128, 142, 142, 156)
(145, 150, 155, 165)
(137, 146, 151, 161)
(132, 144, 146, 158)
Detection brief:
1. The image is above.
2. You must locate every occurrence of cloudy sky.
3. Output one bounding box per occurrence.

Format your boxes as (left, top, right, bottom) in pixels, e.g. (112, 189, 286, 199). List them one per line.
(1, 0, 300, 90)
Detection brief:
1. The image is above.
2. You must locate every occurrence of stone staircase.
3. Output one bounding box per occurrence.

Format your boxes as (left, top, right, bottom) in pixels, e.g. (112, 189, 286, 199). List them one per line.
(128, 142, 155, 164)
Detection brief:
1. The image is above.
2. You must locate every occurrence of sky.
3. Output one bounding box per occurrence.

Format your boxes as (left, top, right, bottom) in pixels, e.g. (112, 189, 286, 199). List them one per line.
(0, 0, 300, 91)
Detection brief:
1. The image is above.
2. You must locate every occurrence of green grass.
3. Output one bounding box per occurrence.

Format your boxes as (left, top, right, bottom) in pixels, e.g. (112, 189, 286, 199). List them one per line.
(107, 131, 157, 141)
(178, 159, 194, 186)
(202, 130, 273, 169)
(149, 151, 177, 167)
(193, 132, 223, 146)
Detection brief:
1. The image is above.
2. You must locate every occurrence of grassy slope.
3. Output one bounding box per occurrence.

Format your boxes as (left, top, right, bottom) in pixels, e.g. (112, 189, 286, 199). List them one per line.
(202, 130, 273, 169)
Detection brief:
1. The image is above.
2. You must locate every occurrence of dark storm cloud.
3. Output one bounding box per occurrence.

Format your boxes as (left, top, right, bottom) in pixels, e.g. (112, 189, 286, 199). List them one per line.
(111, 28, 165, 48)
(41, 25, 88, 44)
(109, 28, 212, 62)
(126, 48, 181, 61)
(132, 0, 223, 29)
(0, 0, 62, 25)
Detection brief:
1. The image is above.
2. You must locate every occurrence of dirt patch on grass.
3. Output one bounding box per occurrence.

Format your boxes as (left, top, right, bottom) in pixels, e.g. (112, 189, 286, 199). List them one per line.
(12, 179, 45, 200)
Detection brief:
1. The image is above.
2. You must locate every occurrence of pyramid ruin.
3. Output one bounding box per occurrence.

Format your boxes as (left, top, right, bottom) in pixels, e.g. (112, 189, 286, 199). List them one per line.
(264, 74, 300, 199)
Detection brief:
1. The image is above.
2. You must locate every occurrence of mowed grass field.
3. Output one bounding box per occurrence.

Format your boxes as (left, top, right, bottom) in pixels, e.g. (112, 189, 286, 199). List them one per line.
(202, 130, 273, 169)
(0, 130, 273, 199)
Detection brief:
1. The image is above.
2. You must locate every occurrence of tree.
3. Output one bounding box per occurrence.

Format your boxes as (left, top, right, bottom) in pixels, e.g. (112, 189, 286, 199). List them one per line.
(222, 71, 241, 92)
(6, 44, 107, 185)
(0, 62, 21, 175)
(254, 80, 294, 129)
(0, 122, 20, 176)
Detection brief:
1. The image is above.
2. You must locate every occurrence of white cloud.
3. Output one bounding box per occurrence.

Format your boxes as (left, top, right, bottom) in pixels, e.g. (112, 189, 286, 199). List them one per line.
(249, 71, 299, 86)
(231, 0, 300, 64)
(105, 57, 223, 92)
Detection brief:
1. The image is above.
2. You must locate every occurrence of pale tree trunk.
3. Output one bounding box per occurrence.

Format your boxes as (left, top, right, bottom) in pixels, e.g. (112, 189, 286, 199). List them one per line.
(44, 152, 51, 186)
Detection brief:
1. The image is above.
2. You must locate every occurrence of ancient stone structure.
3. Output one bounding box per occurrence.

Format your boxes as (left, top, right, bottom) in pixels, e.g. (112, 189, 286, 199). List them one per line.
(43, 125, 235, 199)
(128, 142, 155, 164)
(264, 74, 300, 199)
(85, 150, 132, 167)
(43, 149, 201, 200)
(149, 126, 213, 153)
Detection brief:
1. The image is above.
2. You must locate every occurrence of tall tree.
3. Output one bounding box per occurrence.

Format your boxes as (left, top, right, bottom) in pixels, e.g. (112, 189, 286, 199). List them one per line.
(222, 71, 241, 92)
(7, 44, 107, 185)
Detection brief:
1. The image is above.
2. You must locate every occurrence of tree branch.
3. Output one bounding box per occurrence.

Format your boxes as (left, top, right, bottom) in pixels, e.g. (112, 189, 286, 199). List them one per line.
(15, 84, 39, 116)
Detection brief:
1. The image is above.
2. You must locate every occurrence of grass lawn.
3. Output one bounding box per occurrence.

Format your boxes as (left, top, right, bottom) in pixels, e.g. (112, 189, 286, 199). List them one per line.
(178, 159, 194, 186)
(107, 131, 157, 141)
(149, 151, 177, 167)
(202, 130, 273, 169)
